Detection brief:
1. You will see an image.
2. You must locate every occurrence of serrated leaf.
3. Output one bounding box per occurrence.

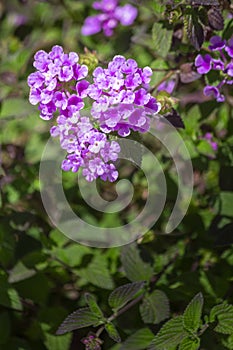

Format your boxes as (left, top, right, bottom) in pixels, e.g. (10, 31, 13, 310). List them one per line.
(85, 293, 104, 319)
(105, 322, 121, 343)
(121, 243, 153, 282)
(79, 254, 114, 290)
(184, 14, 204, 50)
(148, 316, 188, 350)
(140, 290, 170, 324)
(183, 292, 204, 333)
(56, 308, 102, 335)
(210, 302, 233, 334)
(208, 7, 224, 30)
(108, 281, 145, 311)
(178, 337, 200, 350)
(120, 328, 154, 350)
(152, 23, 173, 58)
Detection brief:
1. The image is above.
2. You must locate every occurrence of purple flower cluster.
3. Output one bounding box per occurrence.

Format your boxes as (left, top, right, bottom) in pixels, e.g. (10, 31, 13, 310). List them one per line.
(195, 35, 233, 102)
(89, 55, 161, 136)
(81, 0, 138, 37)
(28, 47, 161, 182)
(28, 45, 89, 120)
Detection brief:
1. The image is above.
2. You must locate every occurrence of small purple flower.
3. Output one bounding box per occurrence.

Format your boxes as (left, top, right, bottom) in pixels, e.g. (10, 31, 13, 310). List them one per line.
(204, 85, 225, 103)
(212, 59, 225, 71)
(225, 37, 233, 58)
(203, 133, 218, 152)
(81, 0, 137, 37)
(157, 79, 176, 94)
(226, 62, 233, 77)
(209, 36, 226, 51)
(195, 54, 212, 74)
(115, 4, 138, 26)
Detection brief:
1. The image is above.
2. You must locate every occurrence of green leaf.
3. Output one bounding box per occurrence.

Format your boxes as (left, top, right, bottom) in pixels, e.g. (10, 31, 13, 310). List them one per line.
(121, 243, 153, 282)
(79, 254, 114, 290)
(140, 290, 170, 324)
(56, 308, 102, 335)
(218, 192, 233, 217)
(108, 281, 145, 311)
(8, 262, 36, 283)
(85, 293, 104, 319)
(197, 140, 215, 157)
(105, 322, 121, 343)
(148, 316, 188, 350)
(44, 331, 72, 350)
(152, 23, 173, 57)
(0, 98, 35, 119)
(178, 337, 200, 350)
(210, 302, 233, 334)
(183, 292, 203, 333)
(183, 13, 204, 50)
(120, 328, 154, 350)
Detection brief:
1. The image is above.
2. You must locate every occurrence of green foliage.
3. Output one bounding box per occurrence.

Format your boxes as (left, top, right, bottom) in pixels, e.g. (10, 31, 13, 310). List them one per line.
(152, 23, 173, 57)
(210, 302, 233, 334)
(140, 289, 170, 324)
(183, 292, 204, 333)
(56, 308, 103, 335)
(105, 322, 121, 343)
(108, 281, 145, 312)
(121, 244, 153, 282)
(120, 328, 154, 350)
(149, 316, 188, 350)
(1, 0, 233, 349)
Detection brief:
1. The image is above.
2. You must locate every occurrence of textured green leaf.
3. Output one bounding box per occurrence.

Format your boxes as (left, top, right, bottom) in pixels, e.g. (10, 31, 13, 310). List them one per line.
(183, 292, 203, 333)
(140, 290, 170, 324)
(120, 328, 154, 350)
(105, 322, 121, 343)
(210, 302, 233, 334)
(183, 13, 204, 50)
(79, 254, 114, 290)
(108, 281, 145, 311)
(178, 337, 200, 350)
(152, 23, 173, 57)
(121, 244, 153, 282)
(56, 308, 102, 335)
(148, 316, 188, 350)
(85, 293, 104, 319)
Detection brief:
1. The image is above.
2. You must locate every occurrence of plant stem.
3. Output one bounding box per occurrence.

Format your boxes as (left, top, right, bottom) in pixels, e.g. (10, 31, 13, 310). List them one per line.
(150, 70, 177, 93)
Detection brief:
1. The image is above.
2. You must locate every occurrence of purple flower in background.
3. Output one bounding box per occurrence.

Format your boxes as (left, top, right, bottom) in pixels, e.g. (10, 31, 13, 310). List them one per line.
(81, 0, 138, 37)
(225, 37, 233, 58)
(195, 54, 212, 74)
(203, 132, 218, 152)
(203, 86, 225, 102)
(209, 36, 226, 51)
(157, 79, 176, 94)
(194, 34, 233, 103)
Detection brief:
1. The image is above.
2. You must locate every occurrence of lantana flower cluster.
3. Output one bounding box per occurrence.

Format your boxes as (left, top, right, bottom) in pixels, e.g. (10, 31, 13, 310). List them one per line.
(81, 0, 137, 37)
(195, 35, 233, 102)
(28, 46, 161, 182)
